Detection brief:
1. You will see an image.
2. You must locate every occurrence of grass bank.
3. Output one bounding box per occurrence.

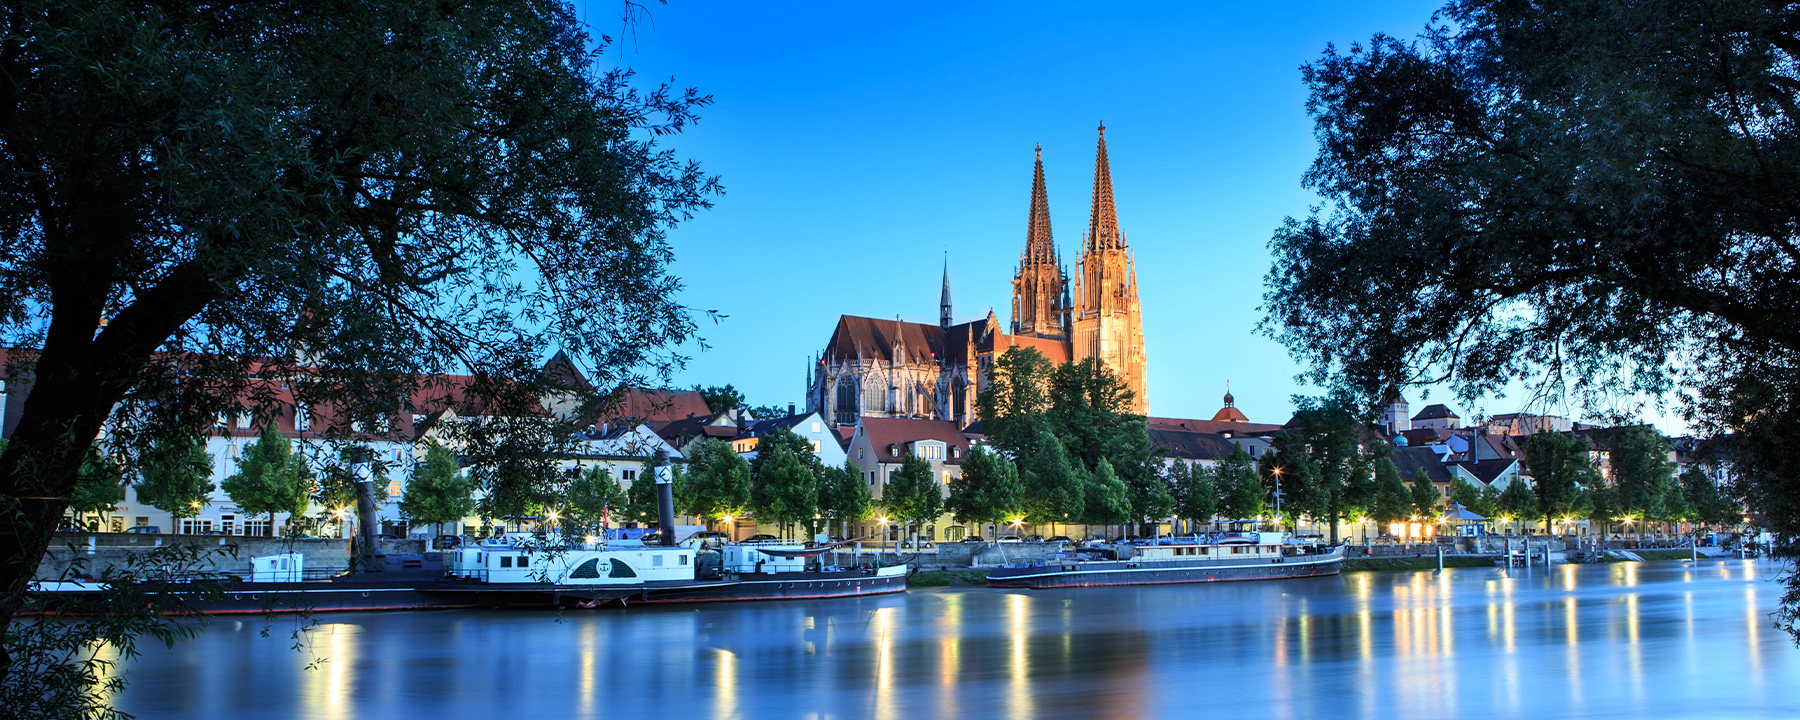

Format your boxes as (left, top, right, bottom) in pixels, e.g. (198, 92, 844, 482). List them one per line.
(907, 569, 990, 587)
(1344, 556, 1496, 572)
(1632, 549, 1699, 562)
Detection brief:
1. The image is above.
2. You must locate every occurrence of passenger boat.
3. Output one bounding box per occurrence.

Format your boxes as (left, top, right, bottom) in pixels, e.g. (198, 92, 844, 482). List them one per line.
(433, 536, 907, 606)
(985, 532, 1345, 589)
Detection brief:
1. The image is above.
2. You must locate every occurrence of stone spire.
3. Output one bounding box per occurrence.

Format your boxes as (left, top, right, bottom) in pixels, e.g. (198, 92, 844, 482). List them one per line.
(939, 255, 953, 329)
(1010, 143, 1068, 339)
(1086, 122, 1122, 252)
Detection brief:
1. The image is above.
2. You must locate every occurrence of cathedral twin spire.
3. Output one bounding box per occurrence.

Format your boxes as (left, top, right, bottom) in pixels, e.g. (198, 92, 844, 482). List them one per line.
(1009, 124, 1149, 414)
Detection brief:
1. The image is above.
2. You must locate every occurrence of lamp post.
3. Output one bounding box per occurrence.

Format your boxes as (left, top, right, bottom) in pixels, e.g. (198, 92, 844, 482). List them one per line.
(1271, 466, 1284, 532)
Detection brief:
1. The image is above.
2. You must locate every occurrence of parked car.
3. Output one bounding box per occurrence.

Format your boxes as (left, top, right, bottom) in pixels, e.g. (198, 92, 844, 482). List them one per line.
(960, 536, 986, 543)
(1025, 534, 1045, 542)
(687, 531, 731, 548)
(744, 534, 779, 543)
(1046, 535, 1073, 543)
(124, 526, 161, 535)
(432, 535, 463, 550)
(375, 533, 398, 540)
(997, 535, 1023, 543)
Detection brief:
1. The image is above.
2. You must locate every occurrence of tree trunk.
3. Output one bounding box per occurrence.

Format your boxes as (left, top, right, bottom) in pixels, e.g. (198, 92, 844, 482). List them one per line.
(0, 256, 218, 681)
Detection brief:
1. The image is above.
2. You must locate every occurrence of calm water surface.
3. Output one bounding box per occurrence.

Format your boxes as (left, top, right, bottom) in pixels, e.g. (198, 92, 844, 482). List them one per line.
(115, 559, 1798, 718)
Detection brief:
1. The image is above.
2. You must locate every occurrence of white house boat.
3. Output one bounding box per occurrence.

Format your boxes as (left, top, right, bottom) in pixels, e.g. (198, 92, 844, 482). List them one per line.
(986, 532, 1345, 589)
(437, 538, 907, 606)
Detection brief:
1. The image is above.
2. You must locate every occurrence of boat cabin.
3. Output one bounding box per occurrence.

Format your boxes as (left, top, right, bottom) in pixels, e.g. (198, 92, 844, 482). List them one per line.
(1128, 532, 1289, 562)
(445, 545, 698, 585)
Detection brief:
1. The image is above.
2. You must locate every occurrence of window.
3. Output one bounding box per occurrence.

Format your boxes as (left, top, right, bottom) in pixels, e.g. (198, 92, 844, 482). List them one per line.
(811, 421, 821, 433)
(296, 406, 311, 432)
(653, 555, 664, 567)
(810, 440, 820, 452)
(236, 413, 251, 429)
(858, 447, 864, 459)
(501, 556, 512, 568)
(135, 517, 148, 527)
(388, 480, 402, 497)
(623, 469, 637, 482)
(680, 555, 688, 566)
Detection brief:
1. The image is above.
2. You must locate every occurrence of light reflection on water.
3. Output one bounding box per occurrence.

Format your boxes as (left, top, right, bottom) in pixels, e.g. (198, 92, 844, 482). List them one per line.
(116, 559, 1799, 718)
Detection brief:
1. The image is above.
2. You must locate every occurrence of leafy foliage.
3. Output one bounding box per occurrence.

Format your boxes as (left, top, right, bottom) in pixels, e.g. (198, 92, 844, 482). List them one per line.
(1213, 446, 1265, 521)
(751, 442, 817, 536)
(1261, 0, 1800, 638)
(681, 438, 751, 522)
(565, 466, 627, 532)
(946, 446, 1022, 533)
(220, 425, 313, 530)
(399, 444, 473, 531)
(815, 459, 875, 536)
(1371, 456, 1411, 526)
(1408, 469, 1439, 519)
(1166, 461, 1216, 529)
(880, 454, 943, 531)
(691, 385, 746, 415)
(1523, 432, 1594, 528)
(0, 0, 718, 694)
(134, 434, 216, 520)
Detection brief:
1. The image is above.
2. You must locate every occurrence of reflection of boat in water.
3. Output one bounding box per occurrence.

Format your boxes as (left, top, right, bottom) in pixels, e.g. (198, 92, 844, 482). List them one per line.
(986, 532, 1345, 589)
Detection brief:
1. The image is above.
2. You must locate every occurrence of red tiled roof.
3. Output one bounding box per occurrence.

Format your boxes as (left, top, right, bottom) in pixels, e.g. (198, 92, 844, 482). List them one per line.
(1210, 406, 1249, 423)
(824, 316, 945, 366)
(596, 388, 713, 427)
(1146, 417, 1283, 435)
(858, 417, 971, 464)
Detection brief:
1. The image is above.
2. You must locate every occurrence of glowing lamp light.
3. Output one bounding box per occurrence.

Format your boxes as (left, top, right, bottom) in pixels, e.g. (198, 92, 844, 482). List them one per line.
(878, 516, 889, 525)
(545, 510, 560, 522)
(584, 535, 598, 545)
(1011, 517, 1024, 525)
(723, 515, 734, 523)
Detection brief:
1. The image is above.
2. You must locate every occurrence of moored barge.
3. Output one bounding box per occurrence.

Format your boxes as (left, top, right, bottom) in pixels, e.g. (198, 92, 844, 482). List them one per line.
(986, 532, 1345, 589)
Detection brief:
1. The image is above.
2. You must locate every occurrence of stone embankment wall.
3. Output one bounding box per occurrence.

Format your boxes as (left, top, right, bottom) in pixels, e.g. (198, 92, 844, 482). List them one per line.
(37, 532, 426, 580)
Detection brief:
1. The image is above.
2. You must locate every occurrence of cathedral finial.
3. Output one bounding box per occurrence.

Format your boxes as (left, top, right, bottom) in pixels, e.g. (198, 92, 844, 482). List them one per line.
(1088, 124, 1120, 252)
(1224, 380, 1234, 408)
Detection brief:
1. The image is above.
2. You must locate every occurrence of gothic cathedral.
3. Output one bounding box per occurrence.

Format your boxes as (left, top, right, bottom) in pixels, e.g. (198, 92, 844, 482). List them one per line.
(1010, 124, 1149, 414)
(808, 125, 1149, 427)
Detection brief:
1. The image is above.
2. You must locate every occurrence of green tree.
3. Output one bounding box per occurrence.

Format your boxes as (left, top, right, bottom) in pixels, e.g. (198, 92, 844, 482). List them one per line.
(946, 446, 1023, 539)
(1261, 0, 1800, 637)
(1409, 469, 1440, 520)
(1082, 459, 1132, 531)
(68, 450, 126, 530)
(1524, 432, 1594, 532)
(691, 384, 746, 415)
(622, 466, 660, 528)
(682, 438, 752, 524)
(1214, 446, 1264, 521)
(1167, 461, 1217, 532)
(1681, 464, 1736, 531)
(0, 0, 718, 694)
(976, 347, 1055, 457)
(1450, 480, 1487, 516)
(134, 435, 216, 522)
(816, 459, 875, 539)
(881, 454, 943, 544)
(751, 442, 817, 538)
(1260, 435, 1323, 531)
(1477, 483, 1502, 521)
(1609, 426, 1675, 536)
(566, 466, 627, 533)
(220, 426, 313, 533)
(1496, 481, 1538, 534)
(399, 444, 473, 536)
(1020, 432, 1086, 526)
(1371, 456, 1412, 528)
(1284, 395, 1370, 543)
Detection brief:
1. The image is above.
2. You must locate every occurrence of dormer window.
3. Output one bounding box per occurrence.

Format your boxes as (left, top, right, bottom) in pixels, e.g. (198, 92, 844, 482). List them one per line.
(889, 444, 899, 458)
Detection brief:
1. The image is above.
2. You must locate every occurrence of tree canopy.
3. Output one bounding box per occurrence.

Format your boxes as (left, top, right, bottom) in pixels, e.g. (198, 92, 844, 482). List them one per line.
(1261, 0, 1800, 638)
(0, 0, 718, 692)
(946, 446, 1023, 536)
(399, 444, 473, 532)
(133, 435, 216, 521)
(681, 438, 751, 523)
(219, 426, 312, 529)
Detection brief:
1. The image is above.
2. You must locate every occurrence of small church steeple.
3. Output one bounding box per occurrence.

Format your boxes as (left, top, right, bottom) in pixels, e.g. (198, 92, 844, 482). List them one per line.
(940, 255, 953, 329)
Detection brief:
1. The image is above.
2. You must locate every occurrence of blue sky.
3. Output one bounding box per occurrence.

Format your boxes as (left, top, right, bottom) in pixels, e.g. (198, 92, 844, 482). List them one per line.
(575, 1, 1685, 432)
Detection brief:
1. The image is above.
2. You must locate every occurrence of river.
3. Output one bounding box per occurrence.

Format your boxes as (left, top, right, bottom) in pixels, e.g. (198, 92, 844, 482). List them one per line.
(113, 558, 1798, 718)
